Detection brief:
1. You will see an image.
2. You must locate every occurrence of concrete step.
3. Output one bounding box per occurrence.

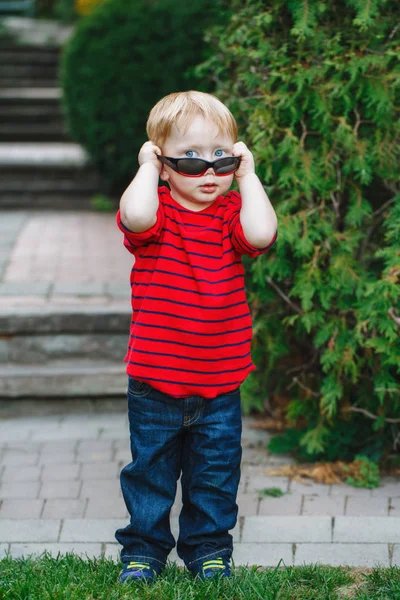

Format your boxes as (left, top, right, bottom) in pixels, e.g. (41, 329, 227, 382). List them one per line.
(0, 305, 131, 336)
(0, 78, 59, 87)
(0, 88, 61, 100)
(0, 361, 127, 397)
(0, 104, 62, 118)
(0, 168, 102, 209)
(0, 122, 69, 142)
(0, 64, 58, 79)
(0, 142, 88, 167)
(0, 17, 73, 47)
(0, 47, 60, 65)
(0, 306, 130, 397)
(0, 143, 102, 209)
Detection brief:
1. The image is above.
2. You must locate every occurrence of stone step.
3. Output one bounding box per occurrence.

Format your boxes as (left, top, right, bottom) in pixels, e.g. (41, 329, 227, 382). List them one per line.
(0, 78, 59, 87)
(0, 142, 88, 167)
(0, 307, 130, 397)
(0, 64, 59, 79)
(0, 48, 59, 65)
(0, 17, 73, 48)
(0, 148, 103, 209)
(0, 104, 62, 118)
(0, 306, 130, 336)
(0, 170, 104, 208)
(0, 169, 100, 192)
(0, 191, 100, 210)
(0, 361, 127, 397)
(0, 122, 69, 142)
(0, 88, 61, 100)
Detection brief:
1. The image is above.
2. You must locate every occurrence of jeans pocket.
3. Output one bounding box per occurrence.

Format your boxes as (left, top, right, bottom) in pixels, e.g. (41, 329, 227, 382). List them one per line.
(128, 376, 152, 398)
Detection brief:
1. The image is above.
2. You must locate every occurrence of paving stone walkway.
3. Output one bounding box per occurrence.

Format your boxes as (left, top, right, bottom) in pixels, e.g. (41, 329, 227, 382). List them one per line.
(0, 210, 133, 308)
(1, 399, 400, 568)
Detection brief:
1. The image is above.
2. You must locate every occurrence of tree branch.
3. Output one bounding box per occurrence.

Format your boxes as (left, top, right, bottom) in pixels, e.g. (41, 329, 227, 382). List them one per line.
(343, 406, 400, 424)
(287, 376, 320, 398)
(388, 307, 400, 327)
(266, 276, 303, 314)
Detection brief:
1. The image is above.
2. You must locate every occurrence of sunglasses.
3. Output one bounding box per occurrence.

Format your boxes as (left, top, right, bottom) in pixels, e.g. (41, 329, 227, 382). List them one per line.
(157, 155, 241, 177)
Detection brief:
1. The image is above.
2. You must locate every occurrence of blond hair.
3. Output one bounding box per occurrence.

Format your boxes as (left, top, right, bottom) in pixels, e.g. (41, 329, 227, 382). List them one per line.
(146, 91, 238, 147)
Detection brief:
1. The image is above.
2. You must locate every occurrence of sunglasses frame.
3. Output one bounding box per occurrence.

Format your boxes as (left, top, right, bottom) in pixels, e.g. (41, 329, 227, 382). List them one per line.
(157, 155, 241, 177)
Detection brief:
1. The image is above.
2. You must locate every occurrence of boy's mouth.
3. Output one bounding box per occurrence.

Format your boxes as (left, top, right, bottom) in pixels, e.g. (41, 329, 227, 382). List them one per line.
(199, 183, 217, 192)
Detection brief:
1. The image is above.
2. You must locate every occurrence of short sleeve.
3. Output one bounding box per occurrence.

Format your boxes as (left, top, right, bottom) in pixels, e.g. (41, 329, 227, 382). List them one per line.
(225, 190, 278, 258)
(116, 204, 164, 255)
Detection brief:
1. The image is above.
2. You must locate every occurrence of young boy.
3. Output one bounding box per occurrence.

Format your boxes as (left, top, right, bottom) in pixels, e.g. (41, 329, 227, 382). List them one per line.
(115, 90, 278, 583)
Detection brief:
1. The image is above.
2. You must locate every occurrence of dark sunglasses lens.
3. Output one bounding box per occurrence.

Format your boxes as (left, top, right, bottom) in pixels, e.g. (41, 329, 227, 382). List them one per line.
(176, 159, 206, 175)
(214, 157, 240, 174)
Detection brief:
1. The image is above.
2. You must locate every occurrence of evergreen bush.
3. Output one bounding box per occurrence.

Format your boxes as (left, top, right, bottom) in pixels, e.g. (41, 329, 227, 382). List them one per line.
(60, 0, 225, 193)
(197, 0, 400, 464)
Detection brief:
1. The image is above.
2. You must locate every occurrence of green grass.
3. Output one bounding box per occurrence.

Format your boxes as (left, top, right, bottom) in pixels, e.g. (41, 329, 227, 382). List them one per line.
(1, 554, 400, 599)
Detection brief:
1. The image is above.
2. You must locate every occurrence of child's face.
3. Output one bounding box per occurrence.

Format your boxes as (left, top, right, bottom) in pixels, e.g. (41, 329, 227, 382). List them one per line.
(159, 115, 235, 211)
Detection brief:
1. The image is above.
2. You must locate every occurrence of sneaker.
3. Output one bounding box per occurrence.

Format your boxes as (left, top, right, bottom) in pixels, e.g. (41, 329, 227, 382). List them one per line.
(199, 557, 232, 579)
(118, 561, 157, 583)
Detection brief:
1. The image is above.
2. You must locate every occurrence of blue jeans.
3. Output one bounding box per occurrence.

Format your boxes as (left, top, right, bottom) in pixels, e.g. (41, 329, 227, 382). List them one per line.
(115, 376, 242, 574)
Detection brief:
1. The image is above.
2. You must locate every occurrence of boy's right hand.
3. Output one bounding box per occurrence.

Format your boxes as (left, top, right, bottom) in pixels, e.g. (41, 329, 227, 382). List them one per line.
(138, 141, 162, 173)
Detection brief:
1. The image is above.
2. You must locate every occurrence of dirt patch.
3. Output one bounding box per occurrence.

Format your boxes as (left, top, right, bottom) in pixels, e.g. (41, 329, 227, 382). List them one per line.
(335, 567, 374, 599)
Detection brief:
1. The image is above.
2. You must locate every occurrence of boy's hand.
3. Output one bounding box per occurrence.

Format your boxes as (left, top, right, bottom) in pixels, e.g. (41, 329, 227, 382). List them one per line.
(138, 141, 162, 172)
(232, 141, 255, 181)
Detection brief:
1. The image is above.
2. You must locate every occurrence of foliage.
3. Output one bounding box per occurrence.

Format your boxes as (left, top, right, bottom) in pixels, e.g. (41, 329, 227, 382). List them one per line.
(90, 193, 115, 212)
(61, 0, 227, 194)
(53, 0, 77, 22)
(75, 0, 106, 15)
(196, 0, 400, 463)
(35, 0, 78, 21)
(342, 454, 381, 488)
(259, 487, 286, 498)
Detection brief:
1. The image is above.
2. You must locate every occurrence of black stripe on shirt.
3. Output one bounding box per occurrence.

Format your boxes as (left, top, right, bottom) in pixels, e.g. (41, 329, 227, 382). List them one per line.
(132, 282, 243, 297)
(129, 360, 253, 376)
(132, 268, 243, 286)
(131, 334, 251, 349)
(146, 241, 234, 259)
(133, 321, 250, 337)
(163, 227, 230, 247)
(131, 296, 247, 311)
(129, 347, 251, 362)
(132, 309, 249, 324)
(138, 254, 242, 273)
(165, 215, 220, 233)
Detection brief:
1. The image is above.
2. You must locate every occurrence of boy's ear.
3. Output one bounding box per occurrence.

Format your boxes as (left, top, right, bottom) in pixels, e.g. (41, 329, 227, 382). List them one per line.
(159, 166, 170, 182)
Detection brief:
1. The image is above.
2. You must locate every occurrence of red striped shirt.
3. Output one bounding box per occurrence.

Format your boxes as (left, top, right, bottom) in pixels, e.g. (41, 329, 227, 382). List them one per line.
(116, 186, 277, 398)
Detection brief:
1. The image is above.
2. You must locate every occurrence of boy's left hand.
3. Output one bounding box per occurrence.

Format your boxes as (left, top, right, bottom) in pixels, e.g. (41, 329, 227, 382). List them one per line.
(232, 142, 255, 181)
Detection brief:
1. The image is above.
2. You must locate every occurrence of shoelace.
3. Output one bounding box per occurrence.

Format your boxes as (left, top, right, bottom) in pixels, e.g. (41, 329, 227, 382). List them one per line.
(202, 557, 227, 573)
(126, 561, 152, 572)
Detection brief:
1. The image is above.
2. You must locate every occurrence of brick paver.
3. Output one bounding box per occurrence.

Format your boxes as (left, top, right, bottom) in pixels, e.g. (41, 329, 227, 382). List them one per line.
(295, 544, 390, 568)
(0, 499, 43, 519)
(334, 517, 400, 543)
(242, 516, 332, 543)
(303, 495, 345, 516)
(346, 496, 389, 516)
(259, 494, 302, 516)
(42, 499, 86, 519)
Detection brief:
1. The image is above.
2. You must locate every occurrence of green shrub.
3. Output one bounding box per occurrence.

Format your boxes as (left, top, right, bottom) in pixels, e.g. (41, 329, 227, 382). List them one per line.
(60, 0, 226, 193)
(196, 0, 400, 464)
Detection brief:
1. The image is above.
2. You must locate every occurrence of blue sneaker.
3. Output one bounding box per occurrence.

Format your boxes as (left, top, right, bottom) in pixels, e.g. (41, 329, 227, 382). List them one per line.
(118, 560, 157, 584)
(198, 557, 232, 579)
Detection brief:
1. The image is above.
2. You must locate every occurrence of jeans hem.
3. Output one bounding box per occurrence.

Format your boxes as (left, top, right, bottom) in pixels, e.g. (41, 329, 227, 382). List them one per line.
(120, 553, 166, 569)
(186, 547, 232, 568)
